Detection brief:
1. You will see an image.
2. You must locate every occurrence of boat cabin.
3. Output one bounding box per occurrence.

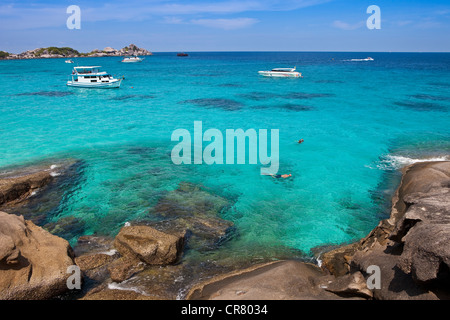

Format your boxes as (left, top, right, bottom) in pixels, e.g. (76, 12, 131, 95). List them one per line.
(71, 66, 113, 83)
(271, 68, 296, 72)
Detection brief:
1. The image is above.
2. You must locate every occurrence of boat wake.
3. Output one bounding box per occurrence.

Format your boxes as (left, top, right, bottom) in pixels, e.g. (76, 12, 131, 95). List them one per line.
(375, 154, 450, 170)
(343, 57, 374, 62)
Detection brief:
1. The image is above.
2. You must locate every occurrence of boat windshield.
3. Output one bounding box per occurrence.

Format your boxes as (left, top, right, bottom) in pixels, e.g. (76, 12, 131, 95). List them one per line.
(74, 67, 102, 74)
(271, 68, 295, 72)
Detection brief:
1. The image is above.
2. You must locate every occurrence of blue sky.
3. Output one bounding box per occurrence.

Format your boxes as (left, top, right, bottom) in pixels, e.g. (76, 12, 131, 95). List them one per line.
(1, 0, 450, 53)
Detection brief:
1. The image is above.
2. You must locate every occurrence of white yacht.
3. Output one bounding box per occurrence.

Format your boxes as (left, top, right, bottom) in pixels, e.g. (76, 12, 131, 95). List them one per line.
(121, 55, 144, 63)
(258, 67, 302, 78)
(65, 59, 74, 63)
(67, 66, 122, 88)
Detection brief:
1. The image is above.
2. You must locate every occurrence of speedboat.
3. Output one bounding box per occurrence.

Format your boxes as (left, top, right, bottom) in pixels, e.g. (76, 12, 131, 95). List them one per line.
(121, 55, 144, 63)
(67, 66, 122, 88)
(65, 59, 74, 63)
(347, 57, 374, 62)
(177, 52, 189, 57)
(258, 67, 302, 78)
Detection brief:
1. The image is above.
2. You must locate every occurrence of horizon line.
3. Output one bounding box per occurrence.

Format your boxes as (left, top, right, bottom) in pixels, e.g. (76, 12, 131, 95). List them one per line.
(3, 49, 450, 54)
(151, 50, 450, 53)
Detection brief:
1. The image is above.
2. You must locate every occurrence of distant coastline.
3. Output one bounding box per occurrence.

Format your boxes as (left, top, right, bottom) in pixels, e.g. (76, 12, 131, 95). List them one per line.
(0, 43, 152, 60)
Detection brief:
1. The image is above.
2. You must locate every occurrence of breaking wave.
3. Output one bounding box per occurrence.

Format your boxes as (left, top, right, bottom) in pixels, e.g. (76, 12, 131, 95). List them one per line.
(376, 154, 450, 170)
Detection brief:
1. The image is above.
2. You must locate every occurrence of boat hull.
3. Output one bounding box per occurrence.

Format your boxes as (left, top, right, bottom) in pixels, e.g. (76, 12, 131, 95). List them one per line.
(258, 71, 301, 78)
(67, 79, 122, 89)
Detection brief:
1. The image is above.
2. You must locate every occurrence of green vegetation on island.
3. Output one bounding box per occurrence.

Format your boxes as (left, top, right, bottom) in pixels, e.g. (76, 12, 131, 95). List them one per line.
(0, 51, 10, 59)
(34, 47, 80, 57)
(1, 44, 152, 60)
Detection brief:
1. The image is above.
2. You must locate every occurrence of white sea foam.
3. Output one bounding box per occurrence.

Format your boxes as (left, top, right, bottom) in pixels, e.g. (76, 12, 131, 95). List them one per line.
(50, 171, 61, 177)
(50, 164, 58, 170)
(100, 249, 118, 256)
(176, 288, 188, 300)
(377, 155, 449, 170)
(108, 281, 149, 296)
(316, 257, 323, 268)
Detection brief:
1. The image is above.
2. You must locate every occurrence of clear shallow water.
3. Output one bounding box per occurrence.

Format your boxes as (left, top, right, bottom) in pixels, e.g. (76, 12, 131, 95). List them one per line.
(1, 52, 449, 260)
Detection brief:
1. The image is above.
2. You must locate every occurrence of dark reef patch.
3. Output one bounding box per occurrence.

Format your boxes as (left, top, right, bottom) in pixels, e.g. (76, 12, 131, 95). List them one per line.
(409, 94, 450, 101)
(428, 82, 450, 88)
(15, 91, 74, 97)
(239, 92, 278, 101)
(111, 95, 136, 101)
(394, 100, 446, 111)
(239, 91, 334, 101)
(287, 92, 335, 99)
(43, 216, 86, 242)
(314, 80, 345, 84)
(276, 104, 315, 111)
(126, 146, 159, 159)
(218, 83, 244, 88)
(180, 98, 243, 111)
(110, 94, 155, 101)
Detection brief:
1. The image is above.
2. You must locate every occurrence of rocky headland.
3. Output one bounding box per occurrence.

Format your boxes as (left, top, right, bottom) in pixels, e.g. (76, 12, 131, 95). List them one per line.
(0, 160, 449, 300)
(188, 161, 450, 300)
(0, 44, 152, 60)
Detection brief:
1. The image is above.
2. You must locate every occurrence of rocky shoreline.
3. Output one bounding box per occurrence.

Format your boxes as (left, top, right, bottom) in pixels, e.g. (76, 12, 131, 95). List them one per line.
(0, 44, 152, 60)
(187, 161, 450, 300)
(1, 160, 449, 300)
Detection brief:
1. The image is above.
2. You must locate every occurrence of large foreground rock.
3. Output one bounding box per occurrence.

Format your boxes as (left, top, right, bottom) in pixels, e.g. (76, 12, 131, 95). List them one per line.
(114, 225, 185, 265)
(0, 211, 75, 300)
(187, 260, 364, 300)
(152, 182, 234, 251)
(104, 225, 186, 283)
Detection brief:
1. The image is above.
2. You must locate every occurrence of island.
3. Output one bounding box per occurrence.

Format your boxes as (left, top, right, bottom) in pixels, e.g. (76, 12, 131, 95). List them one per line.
(0, 44, 152, 60)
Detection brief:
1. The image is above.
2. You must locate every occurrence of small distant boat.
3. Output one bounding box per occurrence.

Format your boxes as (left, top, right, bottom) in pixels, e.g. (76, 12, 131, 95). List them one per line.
(346, 57, 374, 62)
(67, 66, 122, 89)
(65, 59, 74, 63)
(177, 53, 189, 57)
(121, 55, 144, 63)
(258, 67, 302, 78)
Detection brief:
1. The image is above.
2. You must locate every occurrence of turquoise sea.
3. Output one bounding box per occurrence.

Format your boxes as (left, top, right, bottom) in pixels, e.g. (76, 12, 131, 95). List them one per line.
(1, 52, 449, 291)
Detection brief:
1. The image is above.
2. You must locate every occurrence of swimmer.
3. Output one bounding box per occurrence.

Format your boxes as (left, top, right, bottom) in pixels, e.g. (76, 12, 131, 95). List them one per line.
(264, 173, 292, 179)
(298, 139, 304, 144)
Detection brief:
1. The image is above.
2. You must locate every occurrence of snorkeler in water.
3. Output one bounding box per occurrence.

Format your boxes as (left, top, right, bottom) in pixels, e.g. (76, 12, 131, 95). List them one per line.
(263, 173, 292, 179)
